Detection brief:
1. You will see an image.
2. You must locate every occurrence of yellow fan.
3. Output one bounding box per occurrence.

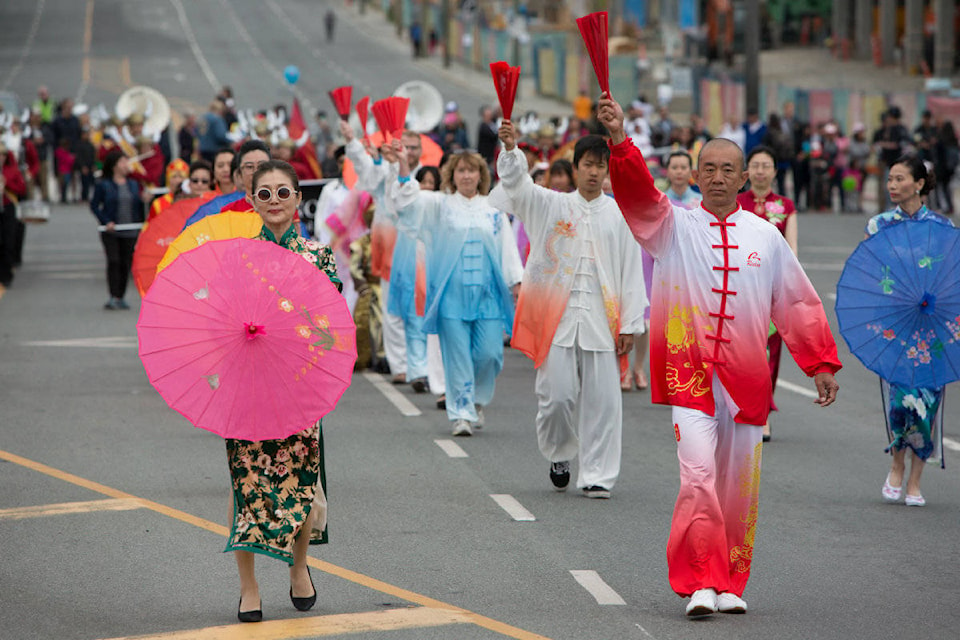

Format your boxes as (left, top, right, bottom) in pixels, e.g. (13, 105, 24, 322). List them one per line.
(157, 211, 263, 273)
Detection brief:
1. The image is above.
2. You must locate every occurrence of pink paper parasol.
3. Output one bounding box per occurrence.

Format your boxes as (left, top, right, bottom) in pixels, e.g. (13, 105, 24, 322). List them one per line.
(137, 238, 357, 441)
(371, 96, 410, 141)
(328, 86, 353, 121)
(576, 11, 610, 96)
(489, 61, 521, 121)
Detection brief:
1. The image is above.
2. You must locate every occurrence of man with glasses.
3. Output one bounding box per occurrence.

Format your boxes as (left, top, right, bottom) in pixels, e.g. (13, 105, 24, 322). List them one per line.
(599, 94, 841, 617)
(221, 140, 271, 213)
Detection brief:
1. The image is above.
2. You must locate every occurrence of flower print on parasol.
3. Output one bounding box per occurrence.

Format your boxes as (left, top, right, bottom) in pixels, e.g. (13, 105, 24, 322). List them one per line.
(137, 238, 357, 441)
(835, 219, 960, 388)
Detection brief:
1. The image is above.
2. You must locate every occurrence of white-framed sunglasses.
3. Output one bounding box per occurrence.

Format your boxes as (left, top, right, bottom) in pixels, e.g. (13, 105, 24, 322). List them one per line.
(254, 186, 297, 202)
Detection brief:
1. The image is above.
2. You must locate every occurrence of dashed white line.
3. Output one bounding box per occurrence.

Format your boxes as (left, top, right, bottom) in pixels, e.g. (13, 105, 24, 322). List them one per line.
(169, 0, 220, 91)
(489, 494, 535, 521)
(2, 0, 46, 90)
(943, 438, 960, 453)
(434, 439, 468, 458)
(569, 570, 626, 605)
(23, 336, 138, 348)
(776, 379, 820, 399)
(361, 372, 422, 417)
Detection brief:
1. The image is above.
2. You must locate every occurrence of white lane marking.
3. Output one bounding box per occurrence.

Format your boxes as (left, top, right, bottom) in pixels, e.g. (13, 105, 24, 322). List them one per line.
(489, 494, 536, 522)
(801, 262, 846, 272)
(825, 292, 837, 301)
(635, 622, 658, 639)
(569, 570, 627, 605)
(24, 336, 137, 348)
(776, 379, 820, 399)
(361, 372, 422, 417)
(944, 438, 960, 453)
(42, 273, 100, 279)
(169, 0, 220, 91)
(434, 439, 468, 458)
(2, 0, 45, 90)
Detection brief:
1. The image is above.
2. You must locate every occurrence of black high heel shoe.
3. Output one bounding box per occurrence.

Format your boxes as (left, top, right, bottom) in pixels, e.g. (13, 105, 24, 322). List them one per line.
(290, 567, 317, 611)
(237, 597, 262, 623)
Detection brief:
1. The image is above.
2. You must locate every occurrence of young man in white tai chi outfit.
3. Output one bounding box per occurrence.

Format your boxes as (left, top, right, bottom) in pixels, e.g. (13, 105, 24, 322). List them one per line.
(492, 121, 646, 498)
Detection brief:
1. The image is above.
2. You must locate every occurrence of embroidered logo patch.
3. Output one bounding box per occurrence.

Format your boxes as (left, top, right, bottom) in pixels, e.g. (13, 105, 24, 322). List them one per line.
(747, 252, 761, 267)
(674, 423, 681, 442)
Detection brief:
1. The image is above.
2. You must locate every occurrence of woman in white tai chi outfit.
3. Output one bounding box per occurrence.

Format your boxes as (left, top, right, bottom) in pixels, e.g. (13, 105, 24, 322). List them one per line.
(492, 122, 646, 498)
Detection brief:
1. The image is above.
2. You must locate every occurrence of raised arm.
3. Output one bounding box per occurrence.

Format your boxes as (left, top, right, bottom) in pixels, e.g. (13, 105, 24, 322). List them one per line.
(495, 120, 562, 228)
(599, 93, 674, 257)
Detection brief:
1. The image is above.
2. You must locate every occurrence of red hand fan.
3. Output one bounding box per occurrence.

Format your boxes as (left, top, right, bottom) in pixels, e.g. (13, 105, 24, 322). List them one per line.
(371, 97, 410, 141)
(328, 86, 353, 121)
(576, 11, 610, 96)
(356, 96, 370, 141)
(489, 61, 521, 121)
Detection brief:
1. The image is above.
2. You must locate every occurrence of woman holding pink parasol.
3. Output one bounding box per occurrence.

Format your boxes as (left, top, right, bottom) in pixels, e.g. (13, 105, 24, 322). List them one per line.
(228, 160, 340, 622)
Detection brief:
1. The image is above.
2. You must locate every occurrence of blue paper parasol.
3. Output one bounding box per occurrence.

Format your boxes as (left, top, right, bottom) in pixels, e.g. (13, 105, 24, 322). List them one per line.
(836, 218, 960, 388)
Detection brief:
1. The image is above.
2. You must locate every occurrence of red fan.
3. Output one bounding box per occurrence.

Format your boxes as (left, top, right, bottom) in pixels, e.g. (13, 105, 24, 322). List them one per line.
(356, 95, 370, 141)
(328, 86, 353, 121)
(371, 97, 410, 141)
(489, 61, 521, 121)
(576, 11, 610, 96)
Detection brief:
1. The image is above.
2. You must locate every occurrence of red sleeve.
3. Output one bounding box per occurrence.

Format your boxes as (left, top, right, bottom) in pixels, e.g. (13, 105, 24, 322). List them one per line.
(608, 137, 673, 256)
(24, 141, 40, 178)
(3, 164, 27, 198)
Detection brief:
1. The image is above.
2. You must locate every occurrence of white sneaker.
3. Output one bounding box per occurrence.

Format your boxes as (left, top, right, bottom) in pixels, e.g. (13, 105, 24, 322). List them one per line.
(473, 405, 485, 429)
(716, 592, 747, 614)
(685, 588, 718, 617)
(452, 419, 473, 437)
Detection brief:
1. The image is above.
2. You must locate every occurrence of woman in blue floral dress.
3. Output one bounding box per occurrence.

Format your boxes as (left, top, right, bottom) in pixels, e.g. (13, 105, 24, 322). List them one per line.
(229, 160, 341, 622)
(866, 154, 952, 507)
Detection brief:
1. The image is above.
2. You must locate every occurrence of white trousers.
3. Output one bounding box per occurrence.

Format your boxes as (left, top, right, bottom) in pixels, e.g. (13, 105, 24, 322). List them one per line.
(380, 279, 407, 377)
(535, 343, 622, 490)
(427, 333, 446, 395)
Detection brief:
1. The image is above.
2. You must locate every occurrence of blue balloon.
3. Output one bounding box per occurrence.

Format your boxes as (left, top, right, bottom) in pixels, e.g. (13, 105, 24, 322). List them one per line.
(283, 65, 300, 85)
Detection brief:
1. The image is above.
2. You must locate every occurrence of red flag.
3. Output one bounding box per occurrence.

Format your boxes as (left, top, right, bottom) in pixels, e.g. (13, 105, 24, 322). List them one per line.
(576, 11, 610, 96)
(489, 61, 521, 121)
(356, 96, 370, 142)
(371, 97, 410, 141)
(328, 86, 353, 121)
(288, 97, 322, 179)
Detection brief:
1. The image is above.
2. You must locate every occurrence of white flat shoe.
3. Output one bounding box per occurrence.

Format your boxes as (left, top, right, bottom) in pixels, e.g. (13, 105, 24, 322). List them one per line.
(452, 419, 473, 437)
(904, 493, 926, 507)
(882, 475, 902, 502)
(717, 592, 747, 613)
(685, 588, 718, 617)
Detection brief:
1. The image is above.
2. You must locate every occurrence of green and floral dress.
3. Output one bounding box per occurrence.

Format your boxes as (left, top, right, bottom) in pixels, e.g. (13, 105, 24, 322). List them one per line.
(224, 223, 341, 564)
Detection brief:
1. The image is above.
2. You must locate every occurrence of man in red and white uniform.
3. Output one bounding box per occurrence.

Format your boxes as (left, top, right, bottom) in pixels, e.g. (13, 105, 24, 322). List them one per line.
(599, 95, 841, 617)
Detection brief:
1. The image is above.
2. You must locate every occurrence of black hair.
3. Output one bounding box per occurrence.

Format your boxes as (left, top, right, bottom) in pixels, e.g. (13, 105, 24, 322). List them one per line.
(550, 158, 577, 187)
(214, 147, 235, 163)
(251, 159, 300, 192)
(573, 134, 610, 167)
(188, 159, 213, 177)
(333, 145, 346, 161)
(746, 145, 777, 167)
(531, 168, 546, 183)
(891, 154, 935, 196)
(238, 139, 271, 163)
(666, 150, 693, 169)
(415, 165, 441, 190)
(102, 149, 125, 178)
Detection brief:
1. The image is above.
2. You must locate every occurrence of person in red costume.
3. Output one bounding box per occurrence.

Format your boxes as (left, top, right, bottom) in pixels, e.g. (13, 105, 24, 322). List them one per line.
(0, 142, 28, 290)
(599, 93, 841, 617)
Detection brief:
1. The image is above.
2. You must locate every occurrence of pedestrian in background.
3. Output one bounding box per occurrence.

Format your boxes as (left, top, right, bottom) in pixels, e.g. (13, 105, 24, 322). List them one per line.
(866, 155, 951, 507)
(89, 149, 144, 310)
(75, 127, 97, 203)
(737, 145, 798, 442)
(0, 142, 27, 291)
(933, 120, 958, 215)
(54, 137, 75, 204)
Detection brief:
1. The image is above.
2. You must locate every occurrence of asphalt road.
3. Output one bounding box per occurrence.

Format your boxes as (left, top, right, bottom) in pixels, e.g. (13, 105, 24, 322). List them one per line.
(2, 2, 960, 640)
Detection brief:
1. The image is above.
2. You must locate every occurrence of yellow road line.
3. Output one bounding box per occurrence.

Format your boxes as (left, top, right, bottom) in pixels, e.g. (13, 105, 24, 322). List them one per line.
(96, 606, 470, 639)
(0, 448, 552, 640)
(0, 498, 143, 520)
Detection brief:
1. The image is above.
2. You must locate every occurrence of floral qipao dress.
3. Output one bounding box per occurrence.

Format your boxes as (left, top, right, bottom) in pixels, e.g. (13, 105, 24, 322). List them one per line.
(867, 206, 952, 465)
(224, 224, 341, 563)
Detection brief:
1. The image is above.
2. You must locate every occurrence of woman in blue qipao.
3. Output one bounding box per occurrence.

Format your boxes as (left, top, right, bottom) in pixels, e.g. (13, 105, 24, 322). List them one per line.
(229, 160, 341, 622)
(865, 155, 952, 507)
(390, 142, 524, 437)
